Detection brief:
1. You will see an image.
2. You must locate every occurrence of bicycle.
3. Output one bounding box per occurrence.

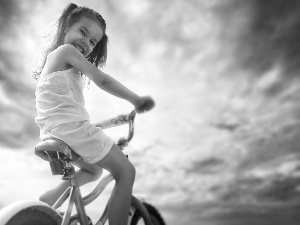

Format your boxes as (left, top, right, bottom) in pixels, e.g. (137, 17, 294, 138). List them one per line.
(0, 111, 165, 225)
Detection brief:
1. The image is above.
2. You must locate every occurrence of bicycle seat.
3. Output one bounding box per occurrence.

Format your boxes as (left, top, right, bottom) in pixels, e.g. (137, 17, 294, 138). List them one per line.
(35, 138, 80, 162)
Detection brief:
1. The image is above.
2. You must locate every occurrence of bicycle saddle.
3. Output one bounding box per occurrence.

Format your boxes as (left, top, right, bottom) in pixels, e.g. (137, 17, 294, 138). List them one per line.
(35, 138, 80, 162)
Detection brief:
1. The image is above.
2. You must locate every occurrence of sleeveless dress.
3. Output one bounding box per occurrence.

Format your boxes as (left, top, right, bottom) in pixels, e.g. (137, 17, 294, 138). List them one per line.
(35, 68, 114, 164)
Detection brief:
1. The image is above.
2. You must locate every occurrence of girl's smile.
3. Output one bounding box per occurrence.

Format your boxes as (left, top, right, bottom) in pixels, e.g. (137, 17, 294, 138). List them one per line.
(63, 17, 103, 57)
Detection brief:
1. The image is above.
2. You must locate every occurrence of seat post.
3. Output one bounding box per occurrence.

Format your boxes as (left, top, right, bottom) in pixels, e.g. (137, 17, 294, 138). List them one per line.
(62, 161, 76, 180)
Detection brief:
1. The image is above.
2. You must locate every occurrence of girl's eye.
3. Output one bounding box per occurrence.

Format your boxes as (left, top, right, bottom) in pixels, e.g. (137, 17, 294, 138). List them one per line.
(80, 30, 86, 36)
(91, 41, 96, 47)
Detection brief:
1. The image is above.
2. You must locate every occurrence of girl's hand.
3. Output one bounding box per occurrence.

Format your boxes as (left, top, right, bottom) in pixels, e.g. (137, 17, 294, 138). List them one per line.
(134, 96, 155, 113)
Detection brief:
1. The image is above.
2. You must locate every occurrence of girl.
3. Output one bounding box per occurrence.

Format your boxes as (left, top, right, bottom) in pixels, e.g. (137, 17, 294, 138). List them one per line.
(34, 3, 154, 225)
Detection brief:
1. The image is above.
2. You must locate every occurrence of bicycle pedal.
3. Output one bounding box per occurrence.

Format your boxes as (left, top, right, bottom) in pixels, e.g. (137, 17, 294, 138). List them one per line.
(50, 159, 64, 175)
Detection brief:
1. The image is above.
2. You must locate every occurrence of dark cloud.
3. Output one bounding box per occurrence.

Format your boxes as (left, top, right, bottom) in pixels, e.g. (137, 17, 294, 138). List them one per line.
(219, 181, 256, 203)
(216, 163, 300, 206)
(215, 0, 300, 77)
(212, 121, 239, 132)
(207, 204, 300, 225)
(256, 176, 300, 202)
(0, 0, 40, 148)
(236, 127, 300, 171)
(161, 202, 300, 225)
(0, 0, 20, 24)
(185, 157, 226, 174)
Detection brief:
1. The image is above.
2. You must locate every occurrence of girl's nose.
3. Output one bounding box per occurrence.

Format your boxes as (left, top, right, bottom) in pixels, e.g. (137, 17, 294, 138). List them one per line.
(82, 39, 92, 49)
(82, 39, 87, 46)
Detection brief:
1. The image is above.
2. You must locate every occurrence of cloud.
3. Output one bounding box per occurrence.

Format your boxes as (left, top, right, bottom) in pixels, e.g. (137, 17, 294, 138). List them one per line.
(234, 115, 300, 172)
(215, 0, 300, 77)
(0, 0, 41, 148)
(89, 2, 300, 224)
(212, 121, 240, 132)
(0, 0, 19, 23)
(207, 203, 300, 225)
(185, 157, 226, 174)
(256, 176, 300, 202)
(160, 201, 300, 225)
(0, 107, 37, 147)
(2, 1, 300, 225)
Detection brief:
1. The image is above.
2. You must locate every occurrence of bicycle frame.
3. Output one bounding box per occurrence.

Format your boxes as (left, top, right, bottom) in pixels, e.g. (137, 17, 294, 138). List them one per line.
(49, 111, 152, 225)
(52, 168, 152, 225)
(52, 165, 113, 225)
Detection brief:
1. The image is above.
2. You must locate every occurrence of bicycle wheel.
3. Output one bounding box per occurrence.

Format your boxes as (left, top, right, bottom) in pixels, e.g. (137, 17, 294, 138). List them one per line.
(6, 208, 57, 225)
(131, 202, 165, 225)
(68, 214, 93, 225)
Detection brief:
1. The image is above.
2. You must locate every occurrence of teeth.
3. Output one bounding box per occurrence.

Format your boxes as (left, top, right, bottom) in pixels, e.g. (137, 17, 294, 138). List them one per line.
(74, 44, 84, 53)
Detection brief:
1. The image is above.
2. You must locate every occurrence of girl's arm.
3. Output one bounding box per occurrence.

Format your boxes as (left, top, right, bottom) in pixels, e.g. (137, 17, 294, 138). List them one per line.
(53, 44, 154, 112)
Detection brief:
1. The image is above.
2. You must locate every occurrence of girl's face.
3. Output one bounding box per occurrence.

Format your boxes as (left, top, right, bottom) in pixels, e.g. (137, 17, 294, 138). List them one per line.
(63, 17, 103, 57)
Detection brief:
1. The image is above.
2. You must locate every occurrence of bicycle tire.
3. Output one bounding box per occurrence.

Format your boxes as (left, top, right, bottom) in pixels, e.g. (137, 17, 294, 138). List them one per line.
(130, 202, 165, 225)
(69, 214, 93, 225)
(6, 208, 57, 225)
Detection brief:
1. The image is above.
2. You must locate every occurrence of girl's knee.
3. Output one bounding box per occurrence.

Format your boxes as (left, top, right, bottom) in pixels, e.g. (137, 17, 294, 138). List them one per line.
(95, 145, 135, 183)
(127, 162, 136, 182)
(116, 162, 135, 184)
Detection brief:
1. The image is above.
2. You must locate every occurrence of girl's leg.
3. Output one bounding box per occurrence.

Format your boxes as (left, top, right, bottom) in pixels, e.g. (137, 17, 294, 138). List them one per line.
(95, 144, 135, 225)
(39, 158, 103, 206)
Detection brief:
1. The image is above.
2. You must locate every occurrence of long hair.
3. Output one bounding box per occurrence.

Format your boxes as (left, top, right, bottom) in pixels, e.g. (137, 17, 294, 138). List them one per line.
(33, 3, 108, 80)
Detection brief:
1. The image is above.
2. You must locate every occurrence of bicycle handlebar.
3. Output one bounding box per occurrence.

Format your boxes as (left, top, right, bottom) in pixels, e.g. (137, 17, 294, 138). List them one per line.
(95, 110, 136, 149)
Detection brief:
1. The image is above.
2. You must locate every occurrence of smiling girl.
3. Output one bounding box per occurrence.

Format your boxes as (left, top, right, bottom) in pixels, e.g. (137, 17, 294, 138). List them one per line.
(34, 3, 154, 225)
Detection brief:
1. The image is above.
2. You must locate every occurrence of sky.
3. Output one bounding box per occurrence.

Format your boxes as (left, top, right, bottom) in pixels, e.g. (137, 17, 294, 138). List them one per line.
(1, 0, 300, 225)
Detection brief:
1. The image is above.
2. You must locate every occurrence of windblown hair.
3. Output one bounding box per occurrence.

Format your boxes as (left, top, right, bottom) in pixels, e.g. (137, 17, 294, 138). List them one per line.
(33, 3, 108, 80)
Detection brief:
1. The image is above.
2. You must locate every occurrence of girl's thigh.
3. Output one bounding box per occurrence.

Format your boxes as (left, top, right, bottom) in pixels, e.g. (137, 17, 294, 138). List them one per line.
(74, 157, 103, 177)
(94, 144, 135, 180)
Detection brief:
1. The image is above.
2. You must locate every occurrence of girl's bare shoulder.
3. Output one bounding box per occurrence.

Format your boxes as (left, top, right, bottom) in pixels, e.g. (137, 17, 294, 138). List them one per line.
(48, 44, 80, 64)
(44, 45, 80, 74)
